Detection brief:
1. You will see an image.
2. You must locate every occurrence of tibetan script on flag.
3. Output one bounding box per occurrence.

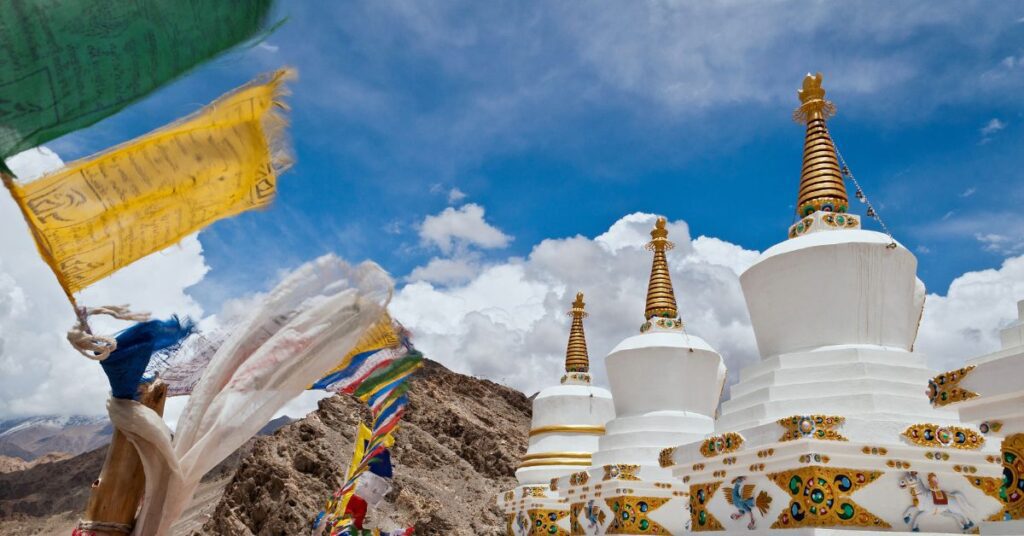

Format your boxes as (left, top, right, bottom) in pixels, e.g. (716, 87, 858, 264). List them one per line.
(0, 0, 275, 163)
(4, 69, 293, 295)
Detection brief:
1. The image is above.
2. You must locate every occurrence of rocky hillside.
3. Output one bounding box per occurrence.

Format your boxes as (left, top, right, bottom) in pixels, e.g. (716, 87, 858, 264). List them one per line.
(204, 359, 531, 535)
(0, 360, 532, 535)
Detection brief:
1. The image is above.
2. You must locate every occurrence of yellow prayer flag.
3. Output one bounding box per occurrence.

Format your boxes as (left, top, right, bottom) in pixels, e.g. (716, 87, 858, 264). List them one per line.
(4, 69, 294, 297)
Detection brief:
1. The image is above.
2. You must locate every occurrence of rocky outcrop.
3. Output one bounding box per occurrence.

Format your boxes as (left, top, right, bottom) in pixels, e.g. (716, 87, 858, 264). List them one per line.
(0, 446, 105, 519)
(201, 360, 531, 535)
(0, 360, 531, 535)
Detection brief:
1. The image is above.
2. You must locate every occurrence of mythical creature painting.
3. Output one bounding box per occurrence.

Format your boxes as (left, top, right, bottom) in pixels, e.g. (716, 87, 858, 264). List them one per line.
(724, 476, 773, 529)
(584, 499, 606, 534)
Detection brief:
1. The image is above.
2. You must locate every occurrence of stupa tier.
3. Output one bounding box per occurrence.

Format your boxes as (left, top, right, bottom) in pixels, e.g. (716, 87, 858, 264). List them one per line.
(661, 73, 1004, 534)
(552, 218, 727, 535)
(929, 299, 1024, 534)
(498, 293, 615, 535)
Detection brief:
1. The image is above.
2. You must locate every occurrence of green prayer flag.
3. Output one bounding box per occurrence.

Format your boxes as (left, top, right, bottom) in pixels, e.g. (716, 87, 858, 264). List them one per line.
(0, 0, 276, 169)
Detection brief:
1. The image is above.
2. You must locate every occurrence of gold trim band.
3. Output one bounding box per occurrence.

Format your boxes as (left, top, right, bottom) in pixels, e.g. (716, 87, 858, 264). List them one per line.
(518, 458, 592, 469)
(521, 451, 592, 461)
(528, 425, 605, 437)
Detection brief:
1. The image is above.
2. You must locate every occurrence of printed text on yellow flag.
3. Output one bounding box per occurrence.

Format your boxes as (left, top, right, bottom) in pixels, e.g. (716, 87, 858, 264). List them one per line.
(6, 69, 293, 296)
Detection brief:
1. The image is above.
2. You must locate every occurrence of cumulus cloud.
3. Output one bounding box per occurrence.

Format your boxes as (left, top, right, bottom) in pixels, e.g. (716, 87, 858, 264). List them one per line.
(917, 255, 1024, 372)
(393, 212, 760, 397)
(394, 208, 1023, 401)
(419, 203, 511, 254)
(0, 148, 208, 418)
(407, 256, 481, 285)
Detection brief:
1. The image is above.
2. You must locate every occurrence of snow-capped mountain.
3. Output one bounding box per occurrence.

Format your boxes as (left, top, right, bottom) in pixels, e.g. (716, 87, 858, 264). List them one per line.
(0, 415, 111, 461)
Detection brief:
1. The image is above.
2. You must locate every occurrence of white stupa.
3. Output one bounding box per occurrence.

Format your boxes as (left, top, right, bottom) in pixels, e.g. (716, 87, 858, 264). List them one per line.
(498, 292, 616, 536)
(552, 218, 727, 535)
(929, 300, 1024, 535)
(661, 73, 1004, 534)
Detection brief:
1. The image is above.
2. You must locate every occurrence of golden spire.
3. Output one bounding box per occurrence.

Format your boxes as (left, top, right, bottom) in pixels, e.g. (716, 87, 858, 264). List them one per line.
(644, 217, 678, 320)
(793, 72, 848, 217)
(564, 292, 589, 373)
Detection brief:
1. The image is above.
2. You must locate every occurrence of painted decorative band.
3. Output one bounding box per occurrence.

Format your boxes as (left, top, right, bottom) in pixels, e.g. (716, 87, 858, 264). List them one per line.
(521, 451, 592, 461)
(528, 424, 605, 437)
(518, 458, 592, 468)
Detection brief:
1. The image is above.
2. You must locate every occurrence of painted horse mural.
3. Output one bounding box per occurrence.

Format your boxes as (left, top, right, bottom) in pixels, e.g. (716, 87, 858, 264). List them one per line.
(898, 471, 975, 533)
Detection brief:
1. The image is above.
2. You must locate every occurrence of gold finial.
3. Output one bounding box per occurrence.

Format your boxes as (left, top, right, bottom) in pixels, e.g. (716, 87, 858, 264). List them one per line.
(643, 217, 678, 320)
(792, 72, 848, 218)
(565, 291, 589, 373)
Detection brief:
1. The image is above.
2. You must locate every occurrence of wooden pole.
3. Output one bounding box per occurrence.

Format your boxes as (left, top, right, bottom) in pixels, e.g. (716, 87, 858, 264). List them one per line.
(79, 381, 168, 535)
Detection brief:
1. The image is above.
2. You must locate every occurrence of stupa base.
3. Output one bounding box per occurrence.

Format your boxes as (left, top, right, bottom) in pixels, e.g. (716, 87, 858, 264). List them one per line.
(498, 484, 571, 536)
(551, 463, 689, 535)
(663, 419, 1006, 534)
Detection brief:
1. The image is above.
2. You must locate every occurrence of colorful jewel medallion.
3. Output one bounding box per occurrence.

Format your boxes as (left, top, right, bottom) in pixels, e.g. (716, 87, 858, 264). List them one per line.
(605, 496, 670, 534)
(768, 466, 889, 529)
(778, 415, 848, 442)
(569, 502, 584, 535)
(569, 470, 589, 486)
(689, 481, 725, 531)
(659, 447, 676, 468)
(528, 509, 569, 535)
(789, 217, 814, 238)
(822, 213, 858, 229)
(969, 433, 1024, 521)
(902, 423, 984, 450)
(700, 432, 745, 457)
(927, 366, 979, 407)
(523, 486, 547, 498)
(603, 464, 641, 481)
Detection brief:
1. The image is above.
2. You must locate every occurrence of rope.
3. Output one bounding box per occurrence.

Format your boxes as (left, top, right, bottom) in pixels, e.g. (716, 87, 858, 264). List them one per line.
(67, 305, 151, 361)
(833, 141, 898, 249)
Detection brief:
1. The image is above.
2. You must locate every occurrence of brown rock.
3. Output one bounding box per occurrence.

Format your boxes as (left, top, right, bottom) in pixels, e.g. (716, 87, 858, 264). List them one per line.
(199, 360, 530, 535)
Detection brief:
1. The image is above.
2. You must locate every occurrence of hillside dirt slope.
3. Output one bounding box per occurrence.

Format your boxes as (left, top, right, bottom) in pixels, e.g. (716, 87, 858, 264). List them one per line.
(201, 360, 531, 535)
(0, 360, 531, 535)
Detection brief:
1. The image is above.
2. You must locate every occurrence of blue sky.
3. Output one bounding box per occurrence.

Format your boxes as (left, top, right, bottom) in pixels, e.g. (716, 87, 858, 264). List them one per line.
(47, 1, 1024, 311)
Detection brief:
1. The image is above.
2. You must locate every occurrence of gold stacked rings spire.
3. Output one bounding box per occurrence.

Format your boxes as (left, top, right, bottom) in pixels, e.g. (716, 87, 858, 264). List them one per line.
(565, 291, 590, 373)
(793, 72, 848, 217)
(644, 216, 678, 320)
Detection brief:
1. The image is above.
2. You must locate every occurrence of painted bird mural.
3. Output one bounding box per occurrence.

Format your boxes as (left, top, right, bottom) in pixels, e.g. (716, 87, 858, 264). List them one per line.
(724, 476, 773, 529)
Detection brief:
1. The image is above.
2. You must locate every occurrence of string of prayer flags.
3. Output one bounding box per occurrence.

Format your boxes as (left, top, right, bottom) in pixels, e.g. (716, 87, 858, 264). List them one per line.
(353, 354, 423, 403)
(313, 340, 423, 536)
(311, 318, 406, 393)
(0, 0, 277, 169)
(2, 69, 294, 300)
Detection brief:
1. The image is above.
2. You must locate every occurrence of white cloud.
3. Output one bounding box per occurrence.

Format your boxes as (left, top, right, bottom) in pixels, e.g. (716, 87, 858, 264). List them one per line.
(959, 187, 976, 198)
(447, 187, 467, 204)
(917, 255, 1024, 372)
(980, 118, 1006, 137)
(394, 208, 1024, 402)
(419, 203, 511, 254)
(393, 212, 760, 397)
(0, 148, 208, 418)
(975, 232, 1024, 256)
(407, 256, 480, 285)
